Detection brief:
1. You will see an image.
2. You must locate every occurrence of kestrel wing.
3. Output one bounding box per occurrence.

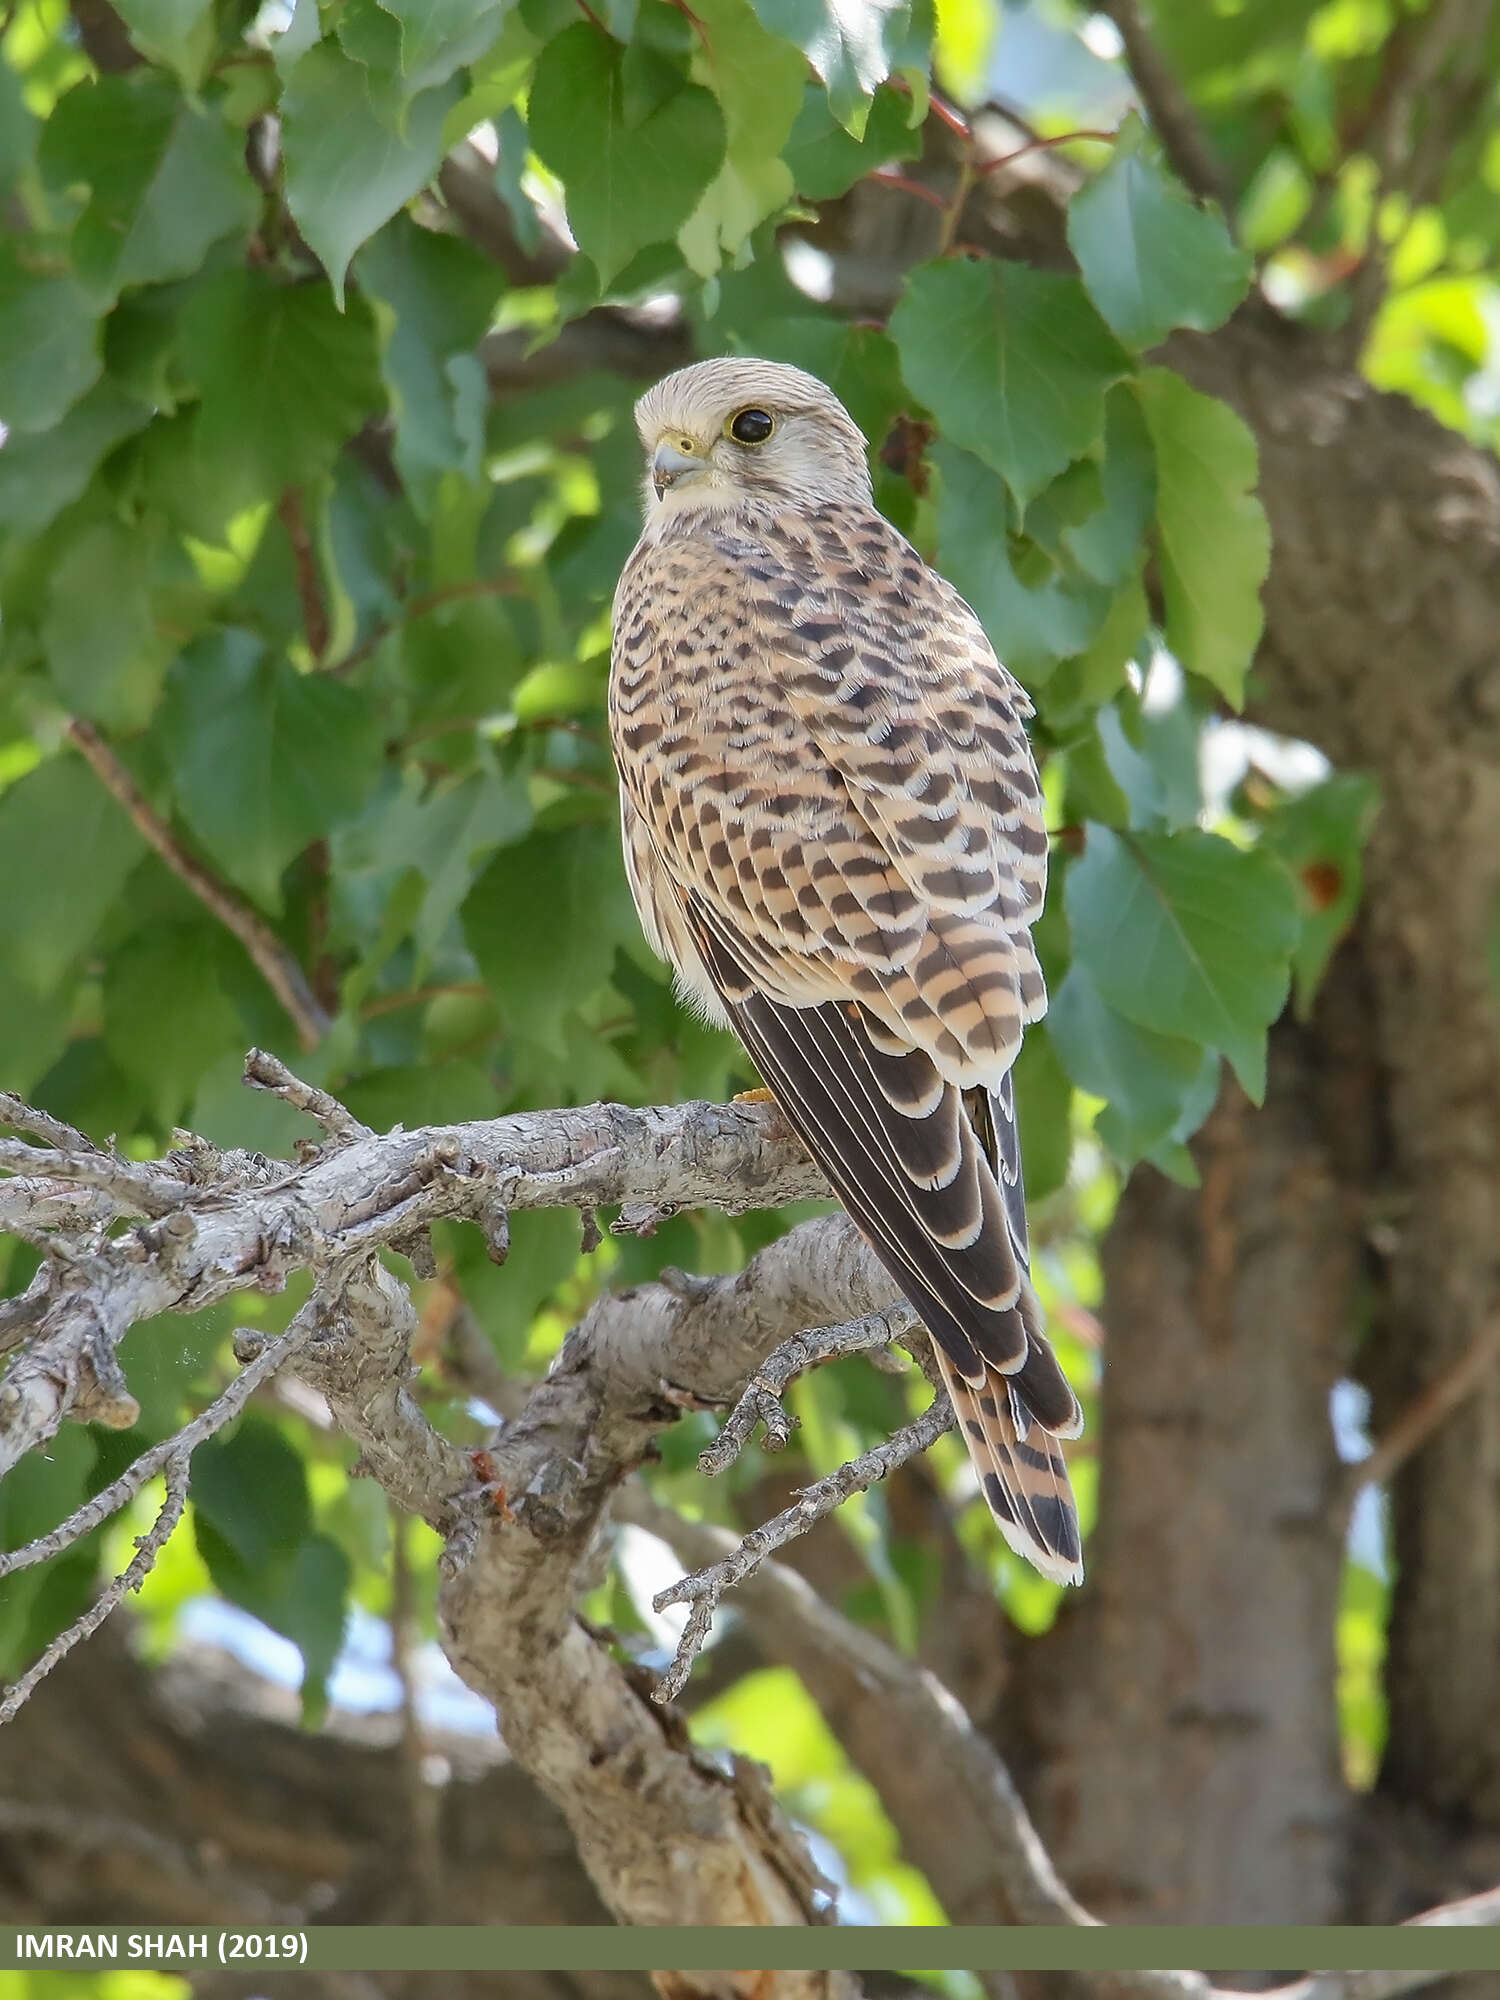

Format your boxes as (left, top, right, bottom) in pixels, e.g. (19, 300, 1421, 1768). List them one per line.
(685, 897, 1083, 1585)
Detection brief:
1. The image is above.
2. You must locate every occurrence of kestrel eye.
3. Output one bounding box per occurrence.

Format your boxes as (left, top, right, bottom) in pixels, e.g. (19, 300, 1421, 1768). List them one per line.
(729, 408, 774, 445)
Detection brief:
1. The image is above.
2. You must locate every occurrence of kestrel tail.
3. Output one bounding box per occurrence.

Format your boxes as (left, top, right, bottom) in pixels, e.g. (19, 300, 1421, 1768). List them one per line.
(609, 357, 1084, 1585)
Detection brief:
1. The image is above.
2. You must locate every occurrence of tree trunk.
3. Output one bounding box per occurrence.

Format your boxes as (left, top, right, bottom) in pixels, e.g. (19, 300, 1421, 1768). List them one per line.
(1012, 1021, 1357, 1921)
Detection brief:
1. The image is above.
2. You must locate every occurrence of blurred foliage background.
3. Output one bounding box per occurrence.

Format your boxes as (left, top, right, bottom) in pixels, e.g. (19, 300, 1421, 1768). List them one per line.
(3, 0, 1496, 1932)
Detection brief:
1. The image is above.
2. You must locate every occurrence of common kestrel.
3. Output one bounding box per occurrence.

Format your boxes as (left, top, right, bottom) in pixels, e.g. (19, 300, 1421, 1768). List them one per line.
(609, 358, 1084, 1584)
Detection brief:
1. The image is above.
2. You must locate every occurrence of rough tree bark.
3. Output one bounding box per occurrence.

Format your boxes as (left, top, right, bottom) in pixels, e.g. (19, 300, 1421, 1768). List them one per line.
(1012, 1022, 1359, 1923)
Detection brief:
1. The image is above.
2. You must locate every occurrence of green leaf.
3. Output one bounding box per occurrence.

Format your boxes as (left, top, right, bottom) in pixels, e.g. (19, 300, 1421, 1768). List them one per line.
(192, 1424, 350, 1721)
(462, 822, 638, 1054)
(1067, 115, 1251, 352)
(1011, 1022, 1072, 1204)
(441, 1204, 583, 1368)
(0, 244, 100, 434)
(199, 1522, 351, 1723)
(43, 518, 174, 732)
(275, 1531, 353, 1725)
(529, 23, 726, 287)
(1048, 958, 1218, 1162)
(891, 259, 1131, 510)
(338, 761, 533, 972)
(0, 379, 151, 537)
(158, 631, 384, 910)
(112, 0, 219, 84)
(375, 0, 506, 87)
(1041, 574, 1147, 729)
(356, 215, 500, 507)
(746, 0, 910, 134)
(1095, 687, 1201, 831)
(931, 442, 1112, 677)
(177, 269, 385, 509)
(0, 964, 75, 1094)
(104, 926, 244, 1126)
(931, 0, 991, 102)
(1136, 367, 1270, 706)
(781, 82, 918, 199)
(1260, 772, 1379, 1016)
(40, 74, 257, 308)
(191, 1417, 311, 1571)
(1065, 823, 1300, 1100)
(0, 754, 147, 995)
(0, 1429, 98, 1677)
(0, 58, 37, 196)
(678, 0, 804, 275)
(282, 42, 462, 304)
(1060, 383, 1156, 589)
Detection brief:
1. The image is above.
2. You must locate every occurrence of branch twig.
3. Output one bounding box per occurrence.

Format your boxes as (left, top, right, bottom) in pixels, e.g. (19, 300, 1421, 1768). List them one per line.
(1336, 1315, 1500, 1531)
(244, 1048, 371, 1146)
(625, 1487, 1103, 1929)
(0, 1094, 98, 1155)
(651, 1392, 954, 1701)
(0, 1309, 322, 1584)
(1096, 0, 1230, 210)
(0, 1136, 188, 1218)
(277, 487, 331, 662)
(698, 1302, 917, 1475)
(0, 1457, 189, 1725)
(0, 1070, 823, 1474)
(64, 719, 331, 1051)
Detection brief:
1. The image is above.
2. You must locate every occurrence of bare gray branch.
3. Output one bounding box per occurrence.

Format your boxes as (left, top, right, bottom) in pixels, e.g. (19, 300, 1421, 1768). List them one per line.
(652, 1391, 954, 1702)
(0, 1457, 189, 1724)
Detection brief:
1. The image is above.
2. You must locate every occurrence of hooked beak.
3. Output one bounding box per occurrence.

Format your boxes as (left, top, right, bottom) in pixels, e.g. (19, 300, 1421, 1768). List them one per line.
(652, 439, 708, 499)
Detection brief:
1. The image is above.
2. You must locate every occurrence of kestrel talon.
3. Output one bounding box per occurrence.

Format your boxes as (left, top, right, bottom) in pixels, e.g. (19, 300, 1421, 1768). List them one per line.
(609, 358, 1084, 1585)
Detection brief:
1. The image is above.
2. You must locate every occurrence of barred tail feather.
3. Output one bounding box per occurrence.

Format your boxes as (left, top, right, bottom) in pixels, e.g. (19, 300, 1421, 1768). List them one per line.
(933, 1342, 1084, 1587)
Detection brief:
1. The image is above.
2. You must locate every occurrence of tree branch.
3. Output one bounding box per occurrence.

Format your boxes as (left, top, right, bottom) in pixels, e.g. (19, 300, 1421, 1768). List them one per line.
(0, 1308, 321, 1584)
(0, 1067, 824, 1475)
(244, 1046, 372, 1145)
(0, 1457, 188, 1725)
(623, 1492, 1100, 1926)
(286, 1195, 876, 1962)
(437, 141, 573, 286)
(652, 1388, 952, 1702)
(1095, 0, 1230, 210)
(64, 721, 331, 1051)
(277, 486, 331, 662)
(1336, 1314, 1500, 1532)
(697, 1300, 917, 1474)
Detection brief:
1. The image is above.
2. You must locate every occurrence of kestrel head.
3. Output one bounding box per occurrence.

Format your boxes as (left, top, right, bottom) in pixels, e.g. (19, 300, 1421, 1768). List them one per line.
(633, 358, 873, 520)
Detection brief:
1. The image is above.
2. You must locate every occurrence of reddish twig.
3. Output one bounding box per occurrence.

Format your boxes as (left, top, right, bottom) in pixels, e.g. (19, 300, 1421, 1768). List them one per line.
(869, 170, 950, 214)
(360, 982, 488, 1022)
(976, 128, 1118, 175)
(277, 487, 331, 662)
(1339, 1317, 1500, 1529)
(333, 574, 524, 679)
(1095, 0, 1230, 210)
(65, 720, 330, 1051)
